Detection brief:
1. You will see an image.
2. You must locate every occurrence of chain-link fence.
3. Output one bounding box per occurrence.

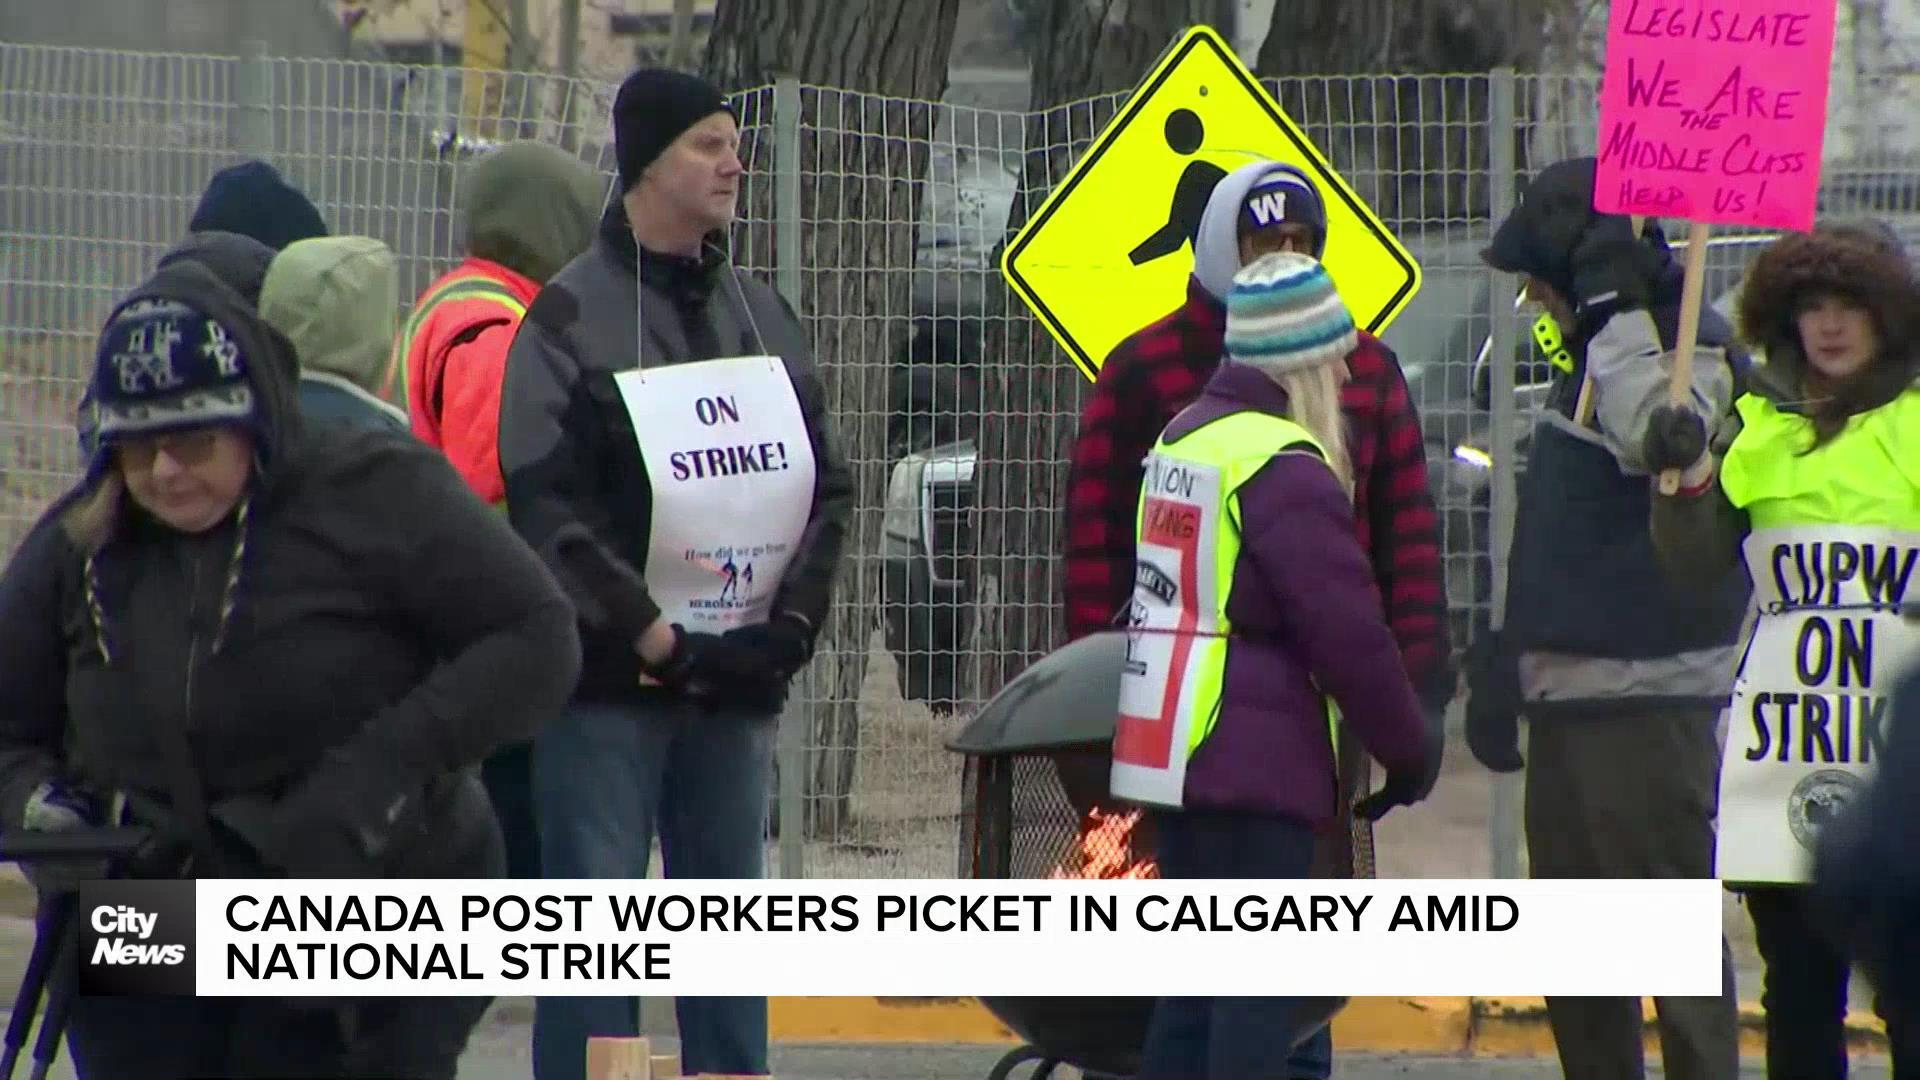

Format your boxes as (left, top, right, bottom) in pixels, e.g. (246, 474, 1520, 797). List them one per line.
(7, 42, 1919, 883)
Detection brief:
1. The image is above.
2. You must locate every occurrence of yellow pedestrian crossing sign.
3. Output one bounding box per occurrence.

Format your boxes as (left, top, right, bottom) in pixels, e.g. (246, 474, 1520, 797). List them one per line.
(1002, 25, 1423, 382)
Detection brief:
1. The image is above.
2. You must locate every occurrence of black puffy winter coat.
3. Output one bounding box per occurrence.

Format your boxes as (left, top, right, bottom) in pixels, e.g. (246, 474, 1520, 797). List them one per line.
(0, 260, 581, 879)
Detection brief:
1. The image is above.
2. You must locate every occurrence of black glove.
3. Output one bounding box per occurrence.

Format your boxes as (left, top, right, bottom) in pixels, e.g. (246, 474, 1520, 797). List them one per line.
(673, 629, 790, 712)
(211, 750, 417, 878)
(1464, 630, 1525, 773)
(1354, 701, 1446, 821)
(1570, 214, 1661, 331)
(723, 613, 814, 680)
(1643, 403, 1709, 474)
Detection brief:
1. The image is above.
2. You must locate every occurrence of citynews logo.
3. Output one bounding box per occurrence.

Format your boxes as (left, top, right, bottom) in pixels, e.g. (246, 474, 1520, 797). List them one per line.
(78, 881, 197, 997)
(90, 906, 184, 966)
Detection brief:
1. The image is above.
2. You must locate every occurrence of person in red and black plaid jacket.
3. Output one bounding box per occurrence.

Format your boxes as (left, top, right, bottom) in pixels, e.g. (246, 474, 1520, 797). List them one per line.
(1064, 161, 1456, 708)
(1062, 161, 1453, 1080)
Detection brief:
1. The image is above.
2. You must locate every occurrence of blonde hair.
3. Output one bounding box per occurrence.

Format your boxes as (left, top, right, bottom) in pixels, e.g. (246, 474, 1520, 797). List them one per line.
(1272, 361, 1353, 498)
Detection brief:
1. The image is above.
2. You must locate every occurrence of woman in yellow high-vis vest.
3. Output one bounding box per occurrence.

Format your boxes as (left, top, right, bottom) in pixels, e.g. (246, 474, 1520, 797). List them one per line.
(1114, 252, 1441, 1080)
(1648, 221, 1920, 1079)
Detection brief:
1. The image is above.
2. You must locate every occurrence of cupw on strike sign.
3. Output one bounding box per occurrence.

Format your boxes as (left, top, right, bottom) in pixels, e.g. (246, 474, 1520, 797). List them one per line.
(1112, 456, 1226, 809)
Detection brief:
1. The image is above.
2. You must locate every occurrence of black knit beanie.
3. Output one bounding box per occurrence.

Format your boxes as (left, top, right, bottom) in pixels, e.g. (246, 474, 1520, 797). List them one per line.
(187, 160, 329, 253)
(612, 68, 734, 193)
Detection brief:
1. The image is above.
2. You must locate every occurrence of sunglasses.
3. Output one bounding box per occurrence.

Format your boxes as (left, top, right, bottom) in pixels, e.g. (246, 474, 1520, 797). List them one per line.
(113, 429, 225, 470)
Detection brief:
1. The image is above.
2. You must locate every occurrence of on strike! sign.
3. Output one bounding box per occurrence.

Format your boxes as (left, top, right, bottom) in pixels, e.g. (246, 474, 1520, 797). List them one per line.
(1594, 0, 1839, 231)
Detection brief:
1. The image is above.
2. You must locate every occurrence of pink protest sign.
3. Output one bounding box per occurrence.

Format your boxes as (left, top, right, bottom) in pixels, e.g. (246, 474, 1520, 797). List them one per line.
(1593, 0, 1838, 231)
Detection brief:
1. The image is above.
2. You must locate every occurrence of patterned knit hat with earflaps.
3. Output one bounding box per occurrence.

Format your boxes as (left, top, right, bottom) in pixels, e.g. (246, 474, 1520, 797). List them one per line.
(80, 294, 264, 665)
(88, 297, 259, 455)
(1223, 251, 1359, 374)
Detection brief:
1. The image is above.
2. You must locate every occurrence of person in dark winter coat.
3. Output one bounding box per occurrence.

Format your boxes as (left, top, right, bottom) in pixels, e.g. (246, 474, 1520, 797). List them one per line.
(0, 258, 581, 1079)
(498, 68, 853, 1080)
(1649, 221, 1920, 1078)
(1471, 155, 1748, 1080)
(1816, 657, 1920, 1054)
(1130, 252, 1438, 1080)
(187, 159, 330, 253)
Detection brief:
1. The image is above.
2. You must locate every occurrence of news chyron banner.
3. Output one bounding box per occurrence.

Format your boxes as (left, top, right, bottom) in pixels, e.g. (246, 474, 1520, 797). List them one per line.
(75, 879, 1725, 998)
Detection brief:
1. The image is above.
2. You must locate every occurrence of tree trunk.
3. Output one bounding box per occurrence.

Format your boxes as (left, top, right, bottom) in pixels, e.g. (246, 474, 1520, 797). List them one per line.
(704, 0, 960, 839)
(971, 0, 1217, 702)
(1257, 0, 1552, 226)
(668, 0, 698, 71)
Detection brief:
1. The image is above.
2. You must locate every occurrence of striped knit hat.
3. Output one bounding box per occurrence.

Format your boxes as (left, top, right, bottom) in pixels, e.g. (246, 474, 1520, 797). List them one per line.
(1223, 252, 1357, 375)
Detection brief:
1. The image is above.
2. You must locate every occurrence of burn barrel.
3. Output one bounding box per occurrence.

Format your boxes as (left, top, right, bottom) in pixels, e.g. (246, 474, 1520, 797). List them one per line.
(947, 631, 1159, 1078)
(946, 631, 1348, 1079)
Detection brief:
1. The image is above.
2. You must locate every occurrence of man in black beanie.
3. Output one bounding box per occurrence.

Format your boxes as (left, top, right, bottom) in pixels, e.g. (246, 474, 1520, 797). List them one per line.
(76, 161, 327, 455)
(187, 159, 330, 253)
(499, 68, 852, 1080)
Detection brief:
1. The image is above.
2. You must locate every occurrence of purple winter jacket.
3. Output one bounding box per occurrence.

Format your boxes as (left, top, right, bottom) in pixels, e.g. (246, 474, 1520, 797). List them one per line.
(1166, 361, 1429, 825)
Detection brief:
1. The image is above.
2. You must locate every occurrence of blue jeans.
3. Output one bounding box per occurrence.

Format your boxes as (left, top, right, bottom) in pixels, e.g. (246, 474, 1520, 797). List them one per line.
(1138, 809, 1335, 1080)
(530, 697, 775, 1080)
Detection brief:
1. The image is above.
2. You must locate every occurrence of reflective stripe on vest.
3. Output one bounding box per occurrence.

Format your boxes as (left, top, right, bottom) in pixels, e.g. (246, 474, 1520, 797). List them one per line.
(1710, 386, 1920, 884)
(1110, 408, 1341, 810)
(390, 273, 529, 404)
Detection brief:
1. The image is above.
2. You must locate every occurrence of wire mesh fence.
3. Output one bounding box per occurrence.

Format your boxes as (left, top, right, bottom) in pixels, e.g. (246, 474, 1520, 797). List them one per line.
(7, 42, 1919, 882)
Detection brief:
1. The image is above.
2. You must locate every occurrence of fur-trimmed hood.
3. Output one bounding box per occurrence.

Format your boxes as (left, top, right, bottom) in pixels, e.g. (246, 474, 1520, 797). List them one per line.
(1736, 221, 1920, 404)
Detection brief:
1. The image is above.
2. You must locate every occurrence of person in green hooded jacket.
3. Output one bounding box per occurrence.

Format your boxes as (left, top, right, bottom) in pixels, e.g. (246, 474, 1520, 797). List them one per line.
(261, 235, 411, 434)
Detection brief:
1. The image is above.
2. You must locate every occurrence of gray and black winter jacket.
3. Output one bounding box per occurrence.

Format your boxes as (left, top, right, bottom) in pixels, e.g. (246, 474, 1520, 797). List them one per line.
(1496, 258, 1754, 719)
(498, 199, 854, 707)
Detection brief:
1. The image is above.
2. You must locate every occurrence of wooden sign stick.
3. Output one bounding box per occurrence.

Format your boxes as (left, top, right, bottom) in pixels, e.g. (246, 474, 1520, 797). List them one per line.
(586, 1036, 653, 1080)
(1571, 214, 1646, 427)
(1657, 218, 1713, 495)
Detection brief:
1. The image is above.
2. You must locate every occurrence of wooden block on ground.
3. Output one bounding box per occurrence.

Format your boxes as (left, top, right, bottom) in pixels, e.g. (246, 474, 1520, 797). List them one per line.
(649, 1053, 681, 1079)
(586, 1036, 652, 1080)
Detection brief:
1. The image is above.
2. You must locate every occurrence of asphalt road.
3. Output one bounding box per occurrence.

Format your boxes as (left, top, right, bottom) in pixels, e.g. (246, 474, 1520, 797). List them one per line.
(0, 1027, 1892, 1080)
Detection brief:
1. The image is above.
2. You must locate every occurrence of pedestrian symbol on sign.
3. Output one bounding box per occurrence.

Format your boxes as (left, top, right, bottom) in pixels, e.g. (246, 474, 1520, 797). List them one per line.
(1128, 109, 1227, 266)
(1001, 24, 1422, 382)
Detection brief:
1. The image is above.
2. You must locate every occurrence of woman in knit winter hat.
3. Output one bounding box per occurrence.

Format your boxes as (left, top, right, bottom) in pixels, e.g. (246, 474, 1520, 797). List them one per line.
(1127, 252, 1441, 1080)
(0, 260, 581, 1077)
(1219, 249, 1364, 489)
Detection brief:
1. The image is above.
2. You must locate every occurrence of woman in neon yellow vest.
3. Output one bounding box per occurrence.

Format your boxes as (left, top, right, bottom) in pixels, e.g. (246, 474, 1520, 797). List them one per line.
(1116, 252, 1441, 1079)
(1648, 221, 1920, 1078)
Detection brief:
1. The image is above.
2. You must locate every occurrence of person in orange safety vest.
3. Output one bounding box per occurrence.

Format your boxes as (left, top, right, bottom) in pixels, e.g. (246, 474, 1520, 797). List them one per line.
(397, 139, 607, 506)
(396, 139, 605, 882)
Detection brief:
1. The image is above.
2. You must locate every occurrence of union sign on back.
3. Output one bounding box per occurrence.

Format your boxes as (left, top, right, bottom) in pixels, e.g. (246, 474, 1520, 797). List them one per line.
(1001, 25, 1422, 382)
